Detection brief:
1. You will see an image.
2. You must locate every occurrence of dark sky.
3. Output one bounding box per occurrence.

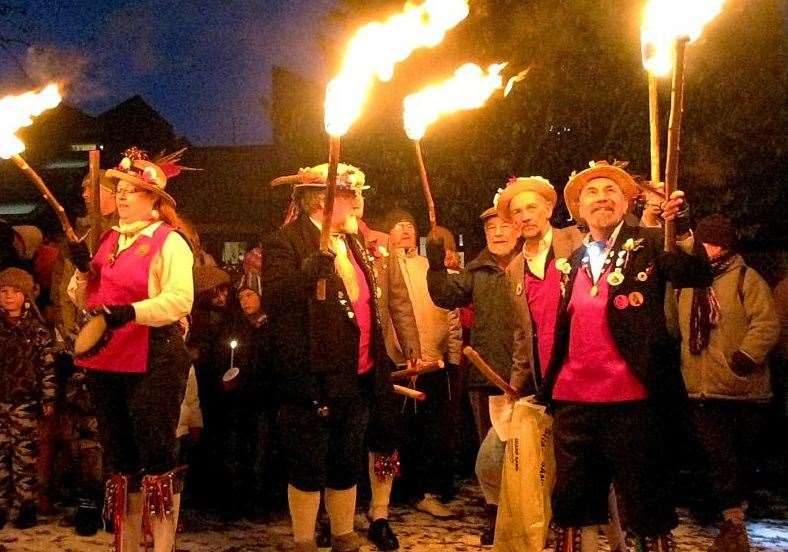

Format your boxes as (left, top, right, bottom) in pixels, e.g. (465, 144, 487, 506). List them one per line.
(0, 0, 338, 146)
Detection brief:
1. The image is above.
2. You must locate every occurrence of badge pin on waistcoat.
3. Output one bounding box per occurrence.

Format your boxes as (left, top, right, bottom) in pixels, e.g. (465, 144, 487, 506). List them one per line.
(637, 271, 648, 282)
(614, 294, 629, 310)
(516, 282, 523, 296)
(590, 284, 599, 297)
(628, 291, 645, 307)
(607, 270, 624, 287)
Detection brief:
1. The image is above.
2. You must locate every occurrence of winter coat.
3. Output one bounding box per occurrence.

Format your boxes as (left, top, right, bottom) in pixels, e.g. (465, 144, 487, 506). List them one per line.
(675, 255, 779, 401)
(377, 253, 421, 364)
(390, 251, 463, 365)
(261, 214, 399, 453)
(427, 247, 515, 389)
(218, 310, 277, 409)
(0, 309, 58, 407)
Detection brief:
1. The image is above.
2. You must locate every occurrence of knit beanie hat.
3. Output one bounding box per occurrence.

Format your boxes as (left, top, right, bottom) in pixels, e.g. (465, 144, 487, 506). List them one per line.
(382, 209, 417, 233)
(696, 214, 738, 251)
(0, 267, 34, 299)
(194, 265, 231, 295)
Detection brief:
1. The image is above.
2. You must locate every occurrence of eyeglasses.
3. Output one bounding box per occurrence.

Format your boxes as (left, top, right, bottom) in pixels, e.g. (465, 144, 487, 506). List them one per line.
(116, 186, 143, 196)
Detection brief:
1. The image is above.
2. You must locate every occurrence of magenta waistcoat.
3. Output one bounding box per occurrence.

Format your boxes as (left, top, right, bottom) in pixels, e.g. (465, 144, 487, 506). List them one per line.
(553, 266, 648, 402)
(76, 224, 173, 374)
(349, 245, 374, 375)
(525, 261, 562, 377)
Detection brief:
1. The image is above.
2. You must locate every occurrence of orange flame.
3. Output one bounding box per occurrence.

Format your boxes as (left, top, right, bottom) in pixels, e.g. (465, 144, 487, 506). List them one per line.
(325, 0, 470, 137)
(641, 0, 725, 76)
(0, 84, 62, 159)
(403, 62, 512, 141)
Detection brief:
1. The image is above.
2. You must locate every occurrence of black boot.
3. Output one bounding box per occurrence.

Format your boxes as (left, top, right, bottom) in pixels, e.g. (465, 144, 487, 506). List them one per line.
(74, 496, 101, 536)
(480, 505, 497, 546)
(368, 518, 399, 550)
(13, 502, 37, 529)
(316, 518, 332, 548)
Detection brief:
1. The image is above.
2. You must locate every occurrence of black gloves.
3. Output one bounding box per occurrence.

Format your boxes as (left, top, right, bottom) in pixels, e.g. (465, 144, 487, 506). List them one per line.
(674, 200, 691, 237)
(68, 241, 92, 273)
(302, 250, 336, 281)
(730, 350, 759, 377)
(426, 238, 446, 271)
(100, 304, 136, 329)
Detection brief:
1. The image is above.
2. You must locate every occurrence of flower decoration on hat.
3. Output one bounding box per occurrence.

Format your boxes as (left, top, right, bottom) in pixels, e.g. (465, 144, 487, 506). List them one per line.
(106, 147, 199, 208)
(271, 162, 368, 191)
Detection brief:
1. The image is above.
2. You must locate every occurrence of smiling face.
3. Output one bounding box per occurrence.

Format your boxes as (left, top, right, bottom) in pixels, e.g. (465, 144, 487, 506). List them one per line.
(484, 215, 519, 257)
(115, 183, 157, 223)
(509, 191, 553, 240)
(578, 177, 629, 235)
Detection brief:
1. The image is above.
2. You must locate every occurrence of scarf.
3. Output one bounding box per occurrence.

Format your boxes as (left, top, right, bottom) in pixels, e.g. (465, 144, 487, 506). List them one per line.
(689, 252, 737, 354)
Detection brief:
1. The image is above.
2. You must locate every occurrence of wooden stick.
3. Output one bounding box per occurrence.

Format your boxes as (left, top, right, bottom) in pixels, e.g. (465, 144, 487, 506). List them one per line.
(11, 154, 78, 242)
(88, 149, 101, 252)
(390, 359, 445, 381)
(393, 384, 426, 401)
(463, 346, 520, 398)
(413, 140, 437, 235)
(663, 36, 688, 253)
(317, 136, 341, 301)
(648, 72, 661, 187)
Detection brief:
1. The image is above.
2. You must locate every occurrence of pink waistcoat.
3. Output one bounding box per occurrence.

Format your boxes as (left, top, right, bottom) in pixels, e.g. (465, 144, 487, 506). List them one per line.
(76, 224, 173, 374)
(553, 266, 648, 402)
(349, 245, 374, 375)
(525, 261, 562, 377)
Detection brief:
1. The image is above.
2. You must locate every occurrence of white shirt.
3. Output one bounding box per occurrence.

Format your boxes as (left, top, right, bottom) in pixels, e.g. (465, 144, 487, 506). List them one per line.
(523, 227, 553, 279)
(68, 221, 194, 327)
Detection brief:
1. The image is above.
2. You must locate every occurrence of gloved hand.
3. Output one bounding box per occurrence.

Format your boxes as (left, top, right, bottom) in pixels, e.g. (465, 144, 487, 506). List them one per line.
(426, 238, 446, 271)
(302, 250, 336, 281)
(730, 350, 759, 377)
(68, 240, 92, 273)
(100, 304, 136, 329)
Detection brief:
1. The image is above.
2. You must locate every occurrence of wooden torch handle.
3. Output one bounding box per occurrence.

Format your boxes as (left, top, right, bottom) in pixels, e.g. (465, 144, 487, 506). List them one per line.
(414, 140, 437, 234)
(463, 346, 520, 398)
(317, 136, 341, 301)
(663, 37, 688, 253)
(11, 154, 78, 243)
(393, 384, 426, 401)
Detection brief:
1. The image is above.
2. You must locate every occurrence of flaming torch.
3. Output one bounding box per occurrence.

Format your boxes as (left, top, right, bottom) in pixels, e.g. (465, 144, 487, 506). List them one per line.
(0, 84, 77, 242)
(641, 0, 725, 251)
(403, 63, 526, 234)
(318, 0, 470, 299)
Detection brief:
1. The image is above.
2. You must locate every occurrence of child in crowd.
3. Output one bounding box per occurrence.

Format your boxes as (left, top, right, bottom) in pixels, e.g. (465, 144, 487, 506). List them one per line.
(0, 267, 57, 528)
